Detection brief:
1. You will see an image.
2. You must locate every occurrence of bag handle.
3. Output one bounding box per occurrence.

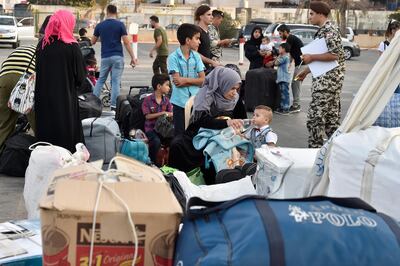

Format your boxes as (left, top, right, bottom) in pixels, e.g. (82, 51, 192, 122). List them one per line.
(25, 49, 36, 74)
(129, 86, 150, 95)
(28, 142, 73, 157)
(28, 141, 53, 150)
(361, 129, 400, 202)
(89, 118, 98, 137)
(186, 195, 376, 219)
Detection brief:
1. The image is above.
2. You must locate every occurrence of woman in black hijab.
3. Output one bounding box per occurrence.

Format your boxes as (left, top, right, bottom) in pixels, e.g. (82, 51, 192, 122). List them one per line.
(244, 26, 264, 70)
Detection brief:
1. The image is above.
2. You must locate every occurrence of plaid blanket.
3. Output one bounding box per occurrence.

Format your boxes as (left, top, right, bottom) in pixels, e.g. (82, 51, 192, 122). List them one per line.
(374, 91, 400, 128)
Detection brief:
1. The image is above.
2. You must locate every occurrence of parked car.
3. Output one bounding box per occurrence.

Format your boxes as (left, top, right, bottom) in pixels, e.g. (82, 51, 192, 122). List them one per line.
(346, 26, 355, 41)
(17, 17, 34, 39)
(139, 23, 154, 30)
(165, 23, 179, 30)
(263, 23, 319, 44)
(0, 15, 19, 48)
(238, 18, 272, 42)
(290, 28, 360, 60)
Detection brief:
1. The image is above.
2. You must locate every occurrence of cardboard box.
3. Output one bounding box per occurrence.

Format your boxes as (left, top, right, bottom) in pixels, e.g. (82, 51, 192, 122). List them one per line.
(40, 156, 182, 266)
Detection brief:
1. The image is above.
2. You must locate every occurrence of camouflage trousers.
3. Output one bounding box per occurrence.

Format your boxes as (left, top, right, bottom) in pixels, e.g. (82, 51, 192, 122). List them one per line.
(307, 71, 344, 148)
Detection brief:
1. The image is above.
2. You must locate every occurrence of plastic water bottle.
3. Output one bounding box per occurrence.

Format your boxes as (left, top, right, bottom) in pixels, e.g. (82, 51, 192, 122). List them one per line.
(241, 119, 253, 132)
(221, 126, 236, 139)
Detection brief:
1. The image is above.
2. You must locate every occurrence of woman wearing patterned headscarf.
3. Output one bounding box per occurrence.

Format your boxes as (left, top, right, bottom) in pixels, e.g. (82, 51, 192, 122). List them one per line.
(35, 10, 86, 152)
(169, 67, 244, 181)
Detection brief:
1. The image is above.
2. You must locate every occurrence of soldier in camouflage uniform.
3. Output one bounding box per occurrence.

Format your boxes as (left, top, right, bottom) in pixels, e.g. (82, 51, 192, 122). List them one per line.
(209, 10, 232, 62)
(296, 1, 345, 148)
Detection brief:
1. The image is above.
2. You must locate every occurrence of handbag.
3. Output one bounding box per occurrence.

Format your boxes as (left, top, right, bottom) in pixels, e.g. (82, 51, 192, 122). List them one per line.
(8, 54, 36, 114)
(154, 114, 174, 139)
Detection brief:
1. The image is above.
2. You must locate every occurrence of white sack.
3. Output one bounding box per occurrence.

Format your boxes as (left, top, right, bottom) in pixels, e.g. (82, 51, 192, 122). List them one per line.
(327, 126, 400, 220)
(24, 143, 89, 219)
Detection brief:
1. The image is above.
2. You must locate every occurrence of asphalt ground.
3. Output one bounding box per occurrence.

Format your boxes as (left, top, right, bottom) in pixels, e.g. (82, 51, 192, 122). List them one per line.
(0, 40, 379, 221)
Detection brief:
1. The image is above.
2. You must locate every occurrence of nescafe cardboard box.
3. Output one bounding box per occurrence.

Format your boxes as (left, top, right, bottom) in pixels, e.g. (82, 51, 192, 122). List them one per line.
(40, 157, 182, 266)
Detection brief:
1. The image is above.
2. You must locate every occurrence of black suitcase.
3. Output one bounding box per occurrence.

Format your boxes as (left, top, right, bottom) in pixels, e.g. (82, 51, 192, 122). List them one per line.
(244, 68, 280, 111)
(116, 86, 153, 137)
(115, 94, 129, 123)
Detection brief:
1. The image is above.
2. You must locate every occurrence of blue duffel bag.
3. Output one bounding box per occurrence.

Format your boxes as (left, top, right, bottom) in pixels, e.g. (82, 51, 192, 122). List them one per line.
(174, 195, 400, 266)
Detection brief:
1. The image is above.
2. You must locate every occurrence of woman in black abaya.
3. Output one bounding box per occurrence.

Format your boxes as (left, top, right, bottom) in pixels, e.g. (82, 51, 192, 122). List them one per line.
(244, 26, 264, 70)
(35, 10, 86, 152)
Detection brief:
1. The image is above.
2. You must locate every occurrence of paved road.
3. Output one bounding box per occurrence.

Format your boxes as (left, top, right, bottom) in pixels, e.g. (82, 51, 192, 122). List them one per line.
(0, 40, 379, 222)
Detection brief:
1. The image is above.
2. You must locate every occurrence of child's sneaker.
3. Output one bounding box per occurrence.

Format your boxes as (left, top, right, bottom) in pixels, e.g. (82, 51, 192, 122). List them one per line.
(274, 108, 290, 115)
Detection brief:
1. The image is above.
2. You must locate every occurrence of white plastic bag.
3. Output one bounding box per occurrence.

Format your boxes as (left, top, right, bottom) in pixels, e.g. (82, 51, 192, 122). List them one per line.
(254, 146, 293, 197)
(173, 171, 256, 203)
(255, 146, 319, 199)
(24, 142, 89, 219)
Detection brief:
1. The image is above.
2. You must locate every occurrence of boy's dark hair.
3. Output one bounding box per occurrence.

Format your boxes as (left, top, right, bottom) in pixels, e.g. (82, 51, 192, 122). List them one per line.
(177, 23, 201, 45)
(280, 42, 291, 53)
(107, 4, 117, 14)
(79, 28, 87, 37)
(212, 10, 224, 18)
(150, 15, 159, 23)
(152, 74, 170, 90)
(195, 5, 211, 22)
(277, 24, 290, 33)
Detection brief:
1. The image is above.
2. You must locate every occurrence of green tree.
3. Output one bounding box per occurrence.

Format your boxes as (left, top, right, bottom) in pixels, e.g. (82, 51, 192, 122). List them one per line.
(219, 12, 240, 39)
(30, 0, 92, 7)
(96, 0, 109, 21)
(389, 12, 400, 21)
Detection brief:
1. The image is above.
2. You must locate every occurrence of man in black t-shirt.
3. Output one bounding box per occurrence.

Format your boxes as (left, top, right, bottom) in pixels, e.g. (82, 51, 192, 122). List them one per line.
(277, 25, 304, 113)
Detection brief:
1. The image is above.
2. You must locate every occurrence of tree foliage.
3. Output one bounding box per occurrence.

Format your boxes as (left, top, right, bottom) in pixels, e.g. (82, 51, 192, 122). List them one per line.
(389, 12, 400, 21)
(29, 0, 92, 7)
(219, 12, 240, 39)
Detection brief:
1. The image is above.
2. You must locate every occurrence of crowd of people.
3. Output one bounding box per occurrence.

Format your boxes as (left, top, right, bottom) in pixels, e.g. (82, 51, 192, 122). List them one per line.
(1, 2, 396, 183)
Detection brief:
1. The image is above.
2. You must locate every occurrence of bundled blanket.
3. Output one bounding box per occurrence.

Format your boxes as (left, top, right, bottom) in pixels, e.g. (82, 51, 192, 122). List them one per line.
(193, 128, 254, 172)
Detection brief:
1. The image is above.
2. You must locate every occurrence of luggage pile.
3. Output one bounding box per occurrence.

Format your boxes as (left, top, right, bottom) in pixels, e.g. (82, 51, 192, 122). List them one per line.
(80, 86, 154, 166)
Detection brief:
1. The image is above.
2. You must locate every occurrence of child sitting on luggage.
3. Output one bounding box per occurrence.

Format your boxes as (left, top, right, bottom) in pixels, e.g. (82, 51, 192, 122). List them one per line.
(274, 43, 292, 115)
(142, 74, 173, 165)
(260, 36, 275, 67)
(244, 105, 277, 148)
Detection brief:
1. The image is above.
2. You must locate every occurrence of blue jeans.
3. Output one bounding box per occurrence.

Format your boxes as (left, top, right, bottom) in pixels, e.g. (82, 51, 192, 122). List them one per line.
(278, 82, 290, 110)
(93, 55, 124, 107)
